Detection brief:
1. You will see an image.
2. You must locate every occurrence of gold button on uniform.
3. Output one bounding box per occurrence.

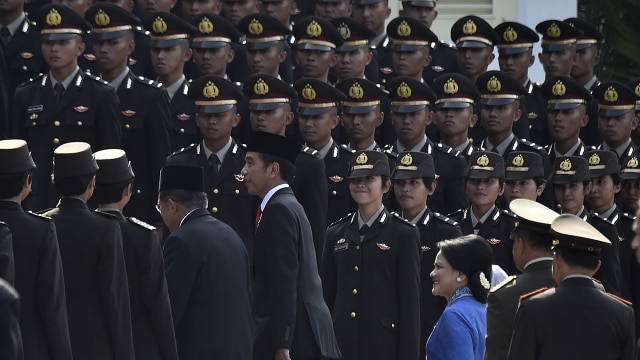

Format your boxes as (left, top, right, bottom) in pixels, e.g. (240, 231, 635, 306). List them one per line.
(350, 312, 356, 318)
(22, 66, 27, 71)
(32, 122, 36, 126)
(136, 190, 141, 194)
(125, 124, 131, 129)
(180, 128, 185, 133)
(77, 121, 82, 126)
(356, 245, 360, 250)
(353, 265, 359, 272)
(211, 207, 218, 213)
(235, 189, 240, 194)
(332, 191, 337, 195)
(54, 121, 60, 126)
(352, 289, 357, 295)
(213, 189, 219, 194)
(53, 138, 59, 144)
(391, 323, 395, 328)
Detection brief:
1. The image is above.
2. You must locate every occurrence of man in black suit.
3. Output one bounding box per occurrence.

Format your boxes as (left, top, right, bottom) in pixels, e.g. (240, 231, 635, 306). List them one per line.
(485, 199, 559, 360)
(11, 4, 122, 212)
(158, 164, 253, 360)
(508, 214, 636, 360)
(0, 278, 20, 360)
(44, 141, 134, 359)
(592, 82, 638, 163)
(93, 149, 179, 360)
(242, 130, 341, 360)
(0, 139, 72, 360)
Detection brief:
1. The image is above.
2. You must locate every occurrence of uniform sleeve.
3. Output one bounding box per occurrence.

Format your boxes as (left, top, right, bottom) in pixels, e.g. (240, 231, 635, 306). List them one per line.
(146, 88, 171, 224)
(0, 280, 20, 360)
(592, 220, 622, 295)
(37, 222, 73, 359)
(397, 225, 421, 360)
(163, 233, 198, 329)
(445, 156, 469, 214)
(140, 230, 178, 360)
(507, 301, 537, 360)
(428, 310, 476, 360)
(485, 291, 514, 360)
(0, 225, 14, 285)
(621, 306, 636, 360)
(95, 85, 122, 150)
(98, 220, 134, 360)
(320, 226, 338, 312)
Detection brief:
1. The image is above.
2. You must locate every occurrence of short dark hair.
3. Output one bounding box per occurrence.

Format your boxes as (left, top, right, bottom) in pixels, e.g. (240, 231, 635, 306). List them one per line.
(554, 245, 600, 270)
(54, 173, 95, 197)
(0, 171, 31, 199)
(516, 226, 554, 251)
(259, 153, 296, 184)
(159, 189, 208, 209)
(93, 179, 133, 204)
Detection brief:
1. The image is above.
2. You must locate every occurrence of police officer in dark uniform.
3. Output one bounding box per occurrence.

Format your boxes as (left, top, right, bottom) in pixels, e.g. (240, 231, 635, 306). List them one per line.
(12, 4, 122, 212)
(167, 75, 258, 254)
(292, 16, 343, 83)
(85, 3, 171, 224)
(494, 21, 551, 146)
(0, 277, 19, 360)
(44, 142, 134, 359)
(619, 155, 640, 333)
(592, 82, 638, 163)
(144, 12, 198, 151)
(485, 199, 559, 360)
(244, 73, 329, 266)
(0, 139, 72, 360)
(391, 151, 462, 360)
(350, 0, 392, 86)
(383, 76, 469, 215)
(508, 214, 636, 360)
(329, 16, 378, 85)
(93, 149, 179, 360)
(293, 77, 354, 224)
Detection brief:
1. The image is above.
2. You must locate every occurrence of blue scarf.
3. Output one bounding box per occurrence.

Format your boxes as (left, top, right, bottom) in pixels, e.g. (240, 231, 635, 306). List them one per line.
(448, 285, 473, 306)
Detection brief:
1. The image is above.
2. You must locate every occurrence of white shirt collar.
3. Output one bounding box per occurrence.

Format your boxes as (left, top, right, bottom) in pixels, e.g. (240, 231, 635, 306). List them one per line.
(397, 135, 428, 153)
(107, 67, 130, 91)
(202, 138, 233, 164)
(259, 183, 290, 211)
(524, 257, 553, 270)
(179, 208, 199, 227)
(163, 74, 186, 100)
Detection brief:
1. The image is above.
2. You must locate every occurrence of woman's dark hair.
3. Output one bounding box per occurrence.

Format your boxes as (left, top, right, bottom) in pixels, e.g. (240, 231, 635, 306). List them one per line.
(93, 179, 133, 204)
(0, 171, 31, 199)
(54, 173, 95, 197)
(553, 245, 600, 270)
(437, 234, 493, 303)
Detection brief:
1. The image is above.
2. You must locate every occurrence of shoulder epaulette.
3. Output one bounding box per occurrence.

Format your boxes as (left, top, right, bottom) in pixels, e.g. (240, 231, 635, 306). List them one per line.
(518, 138, 544, 150)
(19, 73, 45, 87)
(606, 292, 633, 306)
(501, 209, 517, 219)
(621, 212, 636, 220)
(84, 72, 109, 85)
(95, 210, 118, 219)
(391, 212, 415, 227)
(590, 212, 615, 225)
(134, 26, 150, 36)
(168, 143, 198, 157)
(435, 143, 462, 157)
(36, 208, 54, 215)
(437, 40, 456, 49)
(490, 275, 517, 293)
(328, 213, 353, 227)
(432, 212, 459, 227)
(339, 144, 355, 153)
(134, 75, 162, 88)
(127, 217, 156, 231)
(447, 208, 466, 219)
(519, 287, 547, 301)
(26, 210, 52, 221)
(301, 146, 321, 159)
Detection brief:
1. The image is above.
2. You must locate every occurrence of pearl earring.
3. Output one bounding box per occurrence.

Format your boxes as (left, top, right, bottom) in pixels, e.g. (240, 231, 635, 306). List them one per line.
(456, 277, 461, 282)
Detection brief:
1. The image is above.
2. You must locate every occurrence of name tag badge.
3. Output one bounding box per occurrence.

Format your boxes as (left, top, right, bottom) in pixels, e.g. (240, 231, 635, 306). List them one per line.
(334, 239, 348, 253)
(27, 105, 43, 113)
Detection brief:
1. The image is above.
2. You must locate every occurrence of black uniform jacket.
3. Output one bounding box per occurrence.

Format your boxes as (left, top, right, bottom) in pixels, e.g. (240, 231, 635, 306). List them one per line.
(322, 209, 421, 360)
(101, 210, 178, 360)
(44, 198, 134, 360)
(12, 71, 122, 212)
(0, 201, 72, 360)
(325, 141, 356, 224)
(508, 277, 635, 360)
(485, 259, 556, 360)
(253, 187, 341, 360)
(167, 79, 197, 151)
(0, 278, 20, 360)
(0, 221, 12, 284)
(164, 208, 253, 360)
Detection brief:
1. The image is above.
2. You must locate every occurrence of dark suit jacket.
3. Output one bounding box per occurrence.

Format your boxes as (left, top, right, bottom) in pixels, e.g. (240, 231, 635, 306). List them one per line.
(44, 198, 134, 360)
(0, 201, 72, 360)
(508, 277, 635, 360)
(0, 222, 12, 284)
(12, 71, 122, 212)
(322, 210, 421, 360)
(164, 208, 252, 360)
(167, 80, 197, 151)
(485, 259, 556, 360)
(0, 278, 20, 360)
(254, 187, 340, 360)
(102, 210, 178, 360)
(422, 41, 459, 85)
(116, 70, 171, 223)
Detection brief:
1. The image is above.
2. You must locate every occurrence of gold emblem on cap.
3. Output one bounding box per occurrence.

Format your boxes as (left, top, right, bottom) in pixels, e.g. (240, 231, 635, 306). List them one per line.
(400, 153, 413, 166)
(199, 16, 214, 34)
(476, 154, 490, 166)
(302, 84, 316, 101)
(559, 158, 572, 171)
(628, 157, 639, 168)
(152, 17, 167, 34)
(503, 26, 518, 42)
(46, 8, 62, 26)
(398, 20, 411, 37)
(444, 78, 459, 95)
(95, 9, 110, 27)
(512, 154, 524, 167)
(462, 19, 477, 35)
(249, 18, 263, 35)
(552, 80, 566, 97)
(487, 76, 501, 93)
(547, 22, 561, 38)
(397, 82, 412, 99)
(604, 86, 619, 102)
(203, 81, 219, 99)
(337, 22, 350, 40)
(634, 84, 640, 97)
(253, 78, 269, 96)
(589, 153, 601, 166)
(307, 20, 322, 37)
(356, 152, 368, 165)
(349, 82, 364, 99)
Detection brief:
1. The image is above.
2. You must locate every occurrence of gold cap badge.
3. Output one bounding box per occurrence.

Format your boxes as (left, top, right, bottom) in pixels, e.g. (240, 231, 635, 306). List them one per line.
(152, 17, 167, 34)
(249, 18, 263, 35)
(444, 78, 459, 95)
(356, 152, 368, 164)
(547, 22, 561, 38)
(337, 22, 350, 40)
(462, 19, 477, 35)
(477, 154, 489, 166)
(635, 84, 640, 97)
(589, 153, 601, 166)
(349, 82, 364, 99)
(302, 84, 316, 101)
(512, 154, 524, 167)
(398, 20, 411, 37)
(503, 26, 518, 42)
(552, 80, 566, 97)
(253, 78, 269, 95)
(397, 82, 412, 99)
(487, 76, 501, 93)
(628, 157, 639, 168)
(199, 17, 214, 34)
(401, 153, 413, 166)
(604, 86, 619, 102)
(95, 9, 110, 27)
(307, 20, 322, 37)
(559, 158, 572, 171)
(46, 8, 62, 26)
(203, 81, 219, 99)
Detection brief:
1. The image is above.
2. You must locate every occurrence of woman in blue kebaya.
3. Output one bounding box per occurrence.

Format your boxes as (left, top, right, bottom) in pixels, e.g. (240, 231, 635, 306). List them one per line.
(426, 234, 493, 360)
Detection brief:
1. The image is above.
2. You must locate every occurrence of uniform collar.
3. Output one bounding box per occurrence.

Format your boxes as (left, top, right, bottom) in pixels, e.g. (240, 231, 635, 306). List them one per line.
(553, 139, 583, 157)
(310, 138, 334, 159)
(2, 12, 25, 34)
(397, 134, 428, 153)
(583, 76, 599, 91)
(357, 204, 385, 229)
(259, 183, 290, 211)
(404, 206, 428, 225)
(50, 67, 81, 90)
(484, 133, 515, 156)
(202, 137, 233, 164)
(470, 204, 496, 228)
(602, 138, 632, 159)
(163, 74, 186, 100)
(452, 138, 472, 155)
(107, 67, 130, 91)
(523, 257, 553, 270)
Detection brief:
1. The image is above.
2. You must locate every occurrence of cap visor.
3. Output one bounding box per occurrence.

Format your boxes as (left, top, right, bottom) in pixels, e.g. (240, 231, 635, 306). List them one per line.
(481, 98, 517, 106)
(467, 170, 493, 179)
(298, 43, 333, 52)
(542, 43, 573, 52)
(393, 44, 426, 52)
(575, 43, 591, 51)
(91, 30, 130, 41)
(352, 0, 383, 4)
(249, 102, 286, 111)
(392, 170, 420, 180)
(437, 102, 472, 109)
(550, 174, 577, 184)
(343, 105, 377, 114)
(498, 47, 530, 55)
(246, 41, 279, 50)
(404, 0, 435, 7)
(192, 41, 228, 49)
(150, 38, 184, 48)
(391, 104, 427, 113)
(457, 40, 490, 48)
(298, 106, 332, 116)
(337, 44, 368, 52)
(599, 108, 632, 117)
(42, 33, 80, 41)
(197, 104, 235, 113)
(621, 173, 640, 180)
(547, 102, 582, 110)
(505, 171, 542, 181)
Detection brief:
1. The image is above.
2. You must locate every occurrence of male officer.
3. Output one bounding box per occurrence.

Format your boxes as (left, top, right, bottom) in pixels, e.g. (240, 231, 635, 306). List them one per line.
(44, 142, 134, 359)
(294, 77, 354, 224)
(190, 13, 240, 79)
(592, 82, 638, 163)
(144, 12, 197, 151)
(0, 139, 71, 360)
(315, 0, 351, 20)
(508, 214, 635, 360)
(292, 16, 342, 82)
(158, 164, 252, 359)
(12, 4, 122, 212)
(243, 130, 341, 360)
(93, 149, 178, 360)
(166, 75, 258, 253)
(182, 0, 222, 20)
(494, 21, 550, 146)
(485, 199, 559, 360)
(383, 76, 468, 215)
(86, 3, 171, 224)
(330, 16, 375, 83)
(350, 0, 392, 78)
(244, 73, 329, 266)
(221, 0, 259, 27)
(565, 17, 603, 92)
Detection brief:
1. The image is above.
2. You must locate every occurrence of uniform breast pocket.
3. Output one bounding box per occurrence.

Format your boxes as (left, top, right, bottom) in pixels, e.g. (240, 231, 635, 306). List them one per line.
(25, 105, 44, 128)
(120, 111, 144, 130)
(65, 106, 96, 128)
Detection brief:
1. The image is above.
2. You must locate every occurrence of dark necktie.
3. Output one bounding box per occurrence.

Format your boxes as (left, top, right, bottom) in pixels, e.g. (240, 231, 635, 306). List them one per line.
(255, 207, 262, 234)
(0, 27, 10, 50)
(208, 153, 220, 179)
(53, 83, 64, 105)
(490, 147, 499, 154)
(359, 224, 369, 236)
(474, 221, 482, 234)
